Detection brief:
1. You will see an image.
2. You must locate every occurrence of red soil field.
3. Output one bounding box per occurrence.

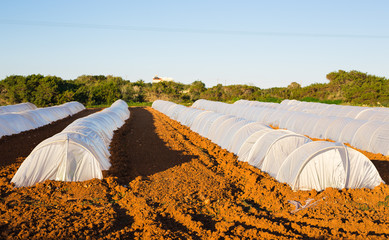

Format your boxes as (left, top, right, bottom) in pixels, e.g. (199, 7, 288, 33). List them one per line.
(1, 107, 389, 239)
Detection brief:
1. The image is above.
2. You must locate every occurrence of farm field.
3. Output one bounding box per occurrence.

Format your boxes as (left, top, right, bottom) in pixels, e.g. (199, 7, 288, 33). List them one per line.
(1, 107, 389, 239)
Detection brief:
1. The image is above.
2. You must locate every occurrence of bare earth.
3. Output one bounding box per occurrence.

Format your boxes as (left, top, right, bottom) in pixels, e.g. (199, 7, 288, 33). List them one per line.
(1, 107, 389, 239)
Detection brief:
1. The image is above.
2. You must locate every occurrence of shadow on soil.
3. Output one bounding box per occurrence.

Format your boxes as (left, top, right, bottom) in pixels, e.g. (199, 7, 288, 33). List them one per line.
(372, 160, 389, 183)
(157, 213, 200, 239)
(105, 107, 195, 185)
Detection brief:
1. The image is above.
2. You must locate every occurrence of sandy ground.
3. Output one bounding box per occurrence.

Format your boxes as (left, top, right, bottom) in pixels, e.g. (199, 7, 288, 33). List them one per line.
(0, 107, 389, 239)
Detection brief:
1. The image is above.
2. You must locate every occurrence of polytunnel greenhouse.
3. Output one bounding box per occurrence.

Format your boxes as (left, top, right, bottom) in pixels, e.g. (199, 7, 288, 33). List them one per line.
(192, 99, 389, 156)
(0, 102, 37, 113)
(236, 128, 273, 162)
(152, 99, 384, 191)
(210, 117, 251, 148)
(228, 122, 270, 154)
(11, 99, 130, 187)
(206, 115, 235, 139)
(191, 111, 223, 137)
(279, 99, 389, 121)
(0, 101, 85, 139)
(245, 130, 312, 171)
(276, 141, 383, 191)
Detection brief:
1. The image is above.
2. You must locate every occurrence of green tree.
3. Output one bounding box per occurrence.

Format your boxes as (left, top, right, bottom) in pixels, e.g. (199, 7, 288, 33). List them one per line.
(189, 80, 206, 101)
(33, 76, 64, 106)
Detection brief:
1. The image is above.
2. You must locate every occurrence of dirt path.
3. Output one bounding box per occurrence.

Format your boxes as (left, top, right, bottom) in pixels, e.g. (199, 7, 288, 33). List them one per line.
(105, 107, 194, 184)
(0, 107, 389, 239)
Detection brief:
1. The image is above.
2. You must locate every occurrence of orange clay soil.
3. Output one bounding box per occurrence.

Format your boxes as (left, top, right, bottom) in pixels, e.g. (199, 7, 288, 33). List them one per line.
(0, 106, 389, 239)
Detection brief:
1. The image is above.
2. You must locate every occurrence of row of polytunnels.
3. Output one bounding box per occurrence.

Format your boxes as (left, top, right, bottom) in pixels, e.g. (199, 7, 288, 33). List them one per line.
(153, 100, 384, 191)
(0, 102, 85, 138)
(11, 100, 130, 187)
(193, 99, 389, 156)
(1, 99, 386, 191)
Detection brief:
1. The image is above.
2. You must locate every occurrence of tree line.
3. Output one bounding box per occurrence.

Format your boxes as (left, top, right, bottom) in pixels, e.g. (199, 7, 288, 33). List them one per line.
(0, 70, 388, 107)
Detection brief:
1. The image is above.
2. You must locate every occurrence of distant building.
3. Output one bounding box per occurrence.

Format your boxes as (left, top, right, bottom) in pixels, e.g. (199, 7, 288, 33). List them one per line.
(152, 75, 174, 84)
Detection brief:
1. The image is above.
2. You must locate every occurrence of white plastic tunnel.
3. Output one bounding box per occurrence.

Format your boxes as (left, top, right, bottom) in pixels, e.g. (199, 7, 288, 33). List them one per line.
(276, 141, 384, 191)
(218, 119, 254, 149)
(208, 117, 247, 147)
(191, 111, 221, 135)
(197, 113, 230, 138)
(0, 102, 37, 113)
(257, 133, 312, 178)
(154, 100, 384, 191)
(0, 102, 85, 139)
(237, 128, 275, 163)
(10, 132, 108, 187)
(228, 122, 271, 154)
(11, 100, 130, 187)
(206, 115, 236, 140)
(351, 121, 389, 155)
(193, 99, 389, 156)
(244, 130, 312, 171)
(176, 108, 198, 125)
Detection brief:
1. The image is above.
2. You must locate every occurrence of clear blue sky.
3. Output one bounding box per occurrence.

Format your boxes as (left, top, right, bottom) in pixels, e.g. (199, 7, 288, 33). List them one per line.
(1, 0, 388, 88)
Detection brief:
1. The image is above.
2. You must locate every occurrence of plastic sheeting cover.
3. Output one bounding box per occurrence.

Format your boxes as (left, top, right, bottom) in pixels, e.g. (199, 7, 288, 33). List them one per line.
(261, 135, 312, 178)
(276, 141, 383, 191)
(237, 129, 273, 162)
(246, 130, 293, 168)
(154, 100, 384, 191)
(11, 99, 129, 187)
(228, 122, 270, 154)
(0, 102, 85, 139)
(0, 102, 37, 114)
(194, 99, 389, 156)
